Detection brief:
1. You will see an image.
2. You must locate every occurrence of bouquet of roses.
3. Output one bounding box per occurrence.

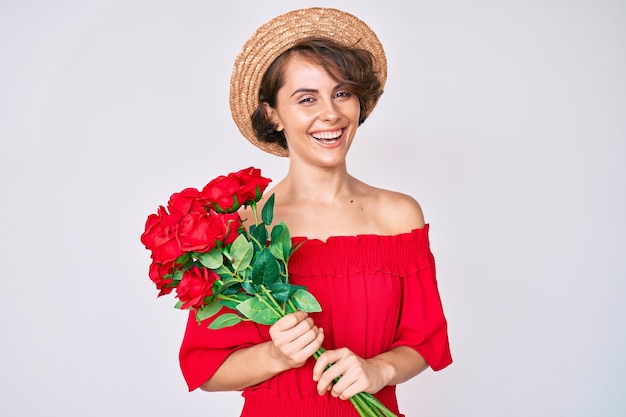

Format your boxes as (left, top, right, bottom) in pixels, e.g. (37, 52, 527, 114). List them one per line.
(139, 166, 321, 327)
(140, 167, 398, 417)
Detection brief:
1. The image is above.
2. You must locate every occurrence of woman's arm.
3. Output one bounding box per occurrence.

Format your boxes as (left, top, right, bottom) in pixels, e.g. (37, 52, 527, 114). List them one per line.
(200, 311, 324, 391)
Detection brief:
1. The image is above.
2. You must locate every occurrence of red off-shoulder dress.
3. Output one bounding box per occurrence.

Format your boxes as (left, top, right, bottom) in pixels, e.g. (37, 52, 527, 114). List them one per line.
(179, 225, 452, 417)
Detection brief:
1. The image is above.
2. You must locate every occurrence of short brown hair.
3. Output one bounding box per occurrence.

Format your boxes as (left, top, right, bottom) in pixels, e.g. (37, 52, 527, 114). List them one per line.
(251, 37, 384, 151)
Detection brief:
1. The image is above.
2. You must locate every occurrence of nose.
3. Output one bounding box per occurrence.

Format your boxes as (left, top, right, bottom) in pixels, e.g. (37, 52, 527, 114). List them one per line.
(319, 99, 340, 123)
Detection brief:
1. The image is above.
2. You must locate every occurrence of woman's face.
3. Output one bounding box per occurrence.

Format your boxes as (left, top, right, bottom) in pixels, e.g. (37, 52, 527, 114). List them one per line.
(265, 54, 361, 167)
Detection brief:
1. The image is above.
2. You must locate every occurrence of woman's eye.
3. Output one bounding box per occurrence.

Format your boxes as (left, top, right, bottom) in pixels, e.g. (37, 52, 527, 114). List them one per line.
(335, 91, 351, 98)
(298, 97, 315, 104)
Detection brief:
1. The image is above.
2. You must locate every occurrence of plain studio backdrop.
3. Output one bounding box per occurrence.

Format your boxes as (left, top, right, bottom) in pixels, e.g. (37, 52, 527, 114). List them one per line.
(1, 1, 624, 416)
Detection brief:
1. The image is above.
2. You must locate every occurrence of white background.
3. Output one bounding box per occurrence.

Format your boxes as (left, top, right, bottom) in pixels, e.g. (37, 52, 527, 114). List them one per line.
(1, 1, 624, 416)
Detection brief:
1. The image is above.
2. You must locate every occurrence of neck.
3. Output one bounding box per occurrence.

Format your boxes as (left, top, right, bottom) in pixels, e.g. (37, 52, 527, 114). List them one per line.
(281, 161, 355, 203)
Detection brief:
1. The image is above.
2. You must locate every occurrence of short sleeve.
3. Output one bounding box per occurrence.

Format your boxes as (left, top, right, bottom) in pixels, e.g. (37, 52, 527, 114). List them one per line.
(178, 310, 267, 391)
(390, 249, 452, 371)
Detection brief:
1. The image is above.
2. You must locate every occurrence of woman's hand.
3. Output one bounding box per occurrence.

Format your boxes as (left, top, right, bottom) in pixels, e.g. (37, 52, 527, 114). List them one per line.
(313, 346, 429, 400)
(268, 311, 324, 371)
(312, 348, 390, 400)
(200, 311, 324, 392)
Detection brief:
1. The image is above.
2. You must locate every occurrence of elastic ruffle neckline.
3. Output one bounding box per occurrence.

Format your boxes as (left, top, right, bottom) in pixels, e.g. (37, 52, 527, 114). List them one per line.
(291, 224, 429, 245)
(288, 225, 433, 278)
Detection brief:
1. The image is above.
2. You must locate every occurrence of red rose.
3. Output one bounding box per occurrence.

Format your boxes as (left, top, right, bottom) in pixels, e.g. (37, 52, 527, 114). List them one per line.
(200, 174, 243, 213)
(177, 210, 218, 252)
(215, 211, 242, 245)
(141, 206, 184, 263)
(234, 167, 272, 206)
(149, 260, 175, 296)
(167, 188, 206, 218)
(177, 209, 241, 252)
(176, 266, 218, 310)
(201, 167, 271, 212)
(140, 211, 163, 251)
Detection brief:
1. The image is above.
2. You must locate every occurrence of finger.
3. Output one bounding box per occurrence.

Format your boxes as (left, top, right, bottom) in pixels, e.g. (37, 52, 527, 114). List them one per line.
(272, 311, 307, 332)
(312, 346, 336, 381)
(270, 317, 314, 347)
(281, 319, 317, 346)
(313, 347, 349, 378)
(277, 323, 324, 366)
(288, 322, 319, 350)
(295, 326, 324, 363)
(316, 362, 347, 396)
(333, 377, 364, 400)
(315, 359, 349, 394)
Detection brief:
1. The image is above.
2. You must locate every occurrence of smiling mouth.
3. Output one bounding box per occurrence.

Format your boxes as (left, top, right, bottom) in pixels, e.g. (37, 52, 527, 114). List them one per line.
(311, 129, 343, 142)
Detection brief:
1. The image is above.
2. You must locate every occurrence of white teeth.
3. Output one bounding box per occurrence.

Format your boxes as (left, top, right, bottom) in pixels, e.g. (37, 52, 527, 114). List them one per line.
(311, 129, 342, 140)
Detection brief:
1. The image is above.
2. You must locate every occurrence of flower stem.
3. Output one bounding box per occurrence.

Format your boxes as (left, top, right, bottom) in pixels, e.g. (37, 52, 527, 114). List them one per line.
(217, 295, 242, 303)
(245, 230, 264, 251)
(261, 286, 285, 315)
(254, 294, 284, 320)
(250, 201, 259, 227)
(287, 299, 298, 314)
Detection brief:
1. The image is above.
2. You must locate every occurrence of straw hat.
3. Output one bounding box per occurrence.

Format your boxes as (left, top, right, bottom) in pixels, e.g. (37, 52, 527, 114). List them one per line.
(229, 7, 387, 157)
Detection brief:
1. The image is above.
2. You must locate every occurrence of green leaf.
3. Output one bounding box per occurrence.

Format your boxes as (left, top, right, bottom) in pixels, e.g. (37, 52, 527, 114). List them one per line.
(210, 280, 223, 297)
(196, 301, 223, 322)
(176, 251, 193, 264)
(165, 279, 180, 288)
(267, 283, 302, 305)
(290, 239, 306, 256)
(252, 248, 281, 286)
(291, 289, 322, 313)
(215, 266, 234, 280)
(255, 185, 264, 201)
(221, 283, 244, 296)
(196, 249, 224, 269)
(251, 223, 268, 247)
(269, 221, 292, 261)
(236, 296, 281, 325)
(269, 225, 284, 261)
(172, 269, 184, 281)
(231, 234, 254, 272)
(208, 313, 243, 329)
(241, 279, 259, 295)
(221, 276, 241, 288)
(232, 194, 240, 211)
(261, 193, 275, 225)
(219, 292, 250, 309)
(174, 300, 185, 309)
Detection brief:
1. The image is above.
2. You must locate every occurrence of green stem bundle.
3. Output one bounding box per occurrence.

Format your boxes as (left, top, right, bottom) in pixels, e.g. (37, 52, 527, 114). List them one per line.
(258, 293, 398, 417)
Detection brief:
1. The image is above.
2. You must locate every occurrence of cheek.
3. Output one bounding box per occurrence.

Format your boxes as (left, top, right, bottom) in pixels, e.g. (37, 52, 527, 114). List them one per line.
(280, 110, 312, 132)
(353, 97, 362, 114)
(342, 98, 361, 120)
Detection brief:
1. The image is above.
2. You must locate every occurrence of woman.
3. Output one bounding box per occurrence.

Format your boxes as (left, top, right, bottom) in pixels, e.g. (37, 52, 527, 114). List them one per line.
(179, 8, 452, 416)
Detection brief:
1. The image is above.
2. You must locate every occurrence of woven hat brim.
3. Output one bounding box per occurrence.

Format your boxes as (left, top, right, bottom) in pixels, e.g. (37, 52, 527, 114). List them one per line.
(229, 7, 387, 157)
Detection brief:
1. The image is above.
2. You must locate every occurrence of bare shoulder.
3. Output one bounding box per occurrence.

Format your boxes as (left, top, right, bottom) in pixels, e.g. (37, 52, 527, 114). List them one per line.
(372, 188, 426, 233)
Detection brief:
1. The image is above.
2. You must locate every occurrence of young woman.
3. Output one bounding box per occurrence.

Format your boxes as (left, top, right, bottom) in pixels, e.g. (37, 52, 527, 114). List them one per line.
(179, 8, 452, 417)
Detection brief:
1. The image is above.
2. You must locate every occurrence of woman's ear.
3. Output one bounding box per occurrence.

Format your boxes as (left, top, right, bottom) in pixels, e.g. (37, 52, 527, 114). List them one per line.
(263, 102, 283, 132)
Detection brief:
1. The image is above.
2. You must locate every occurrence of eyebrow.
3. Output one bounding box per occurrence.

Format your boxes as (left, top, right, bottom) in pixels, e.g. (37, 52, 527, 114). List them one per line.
(290, 88, 317, 98)
(289, 84, 347, 98)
